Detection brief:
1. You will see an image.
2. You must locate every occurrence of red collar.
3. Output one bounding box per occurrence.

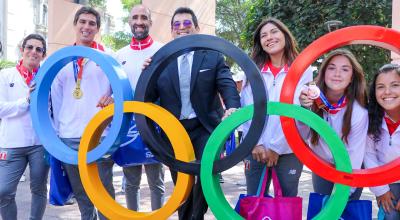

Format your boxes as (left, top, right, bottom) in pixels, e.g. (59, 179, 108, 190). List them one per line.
(16, 60, 38, 85)
(130, 36, 153, 50)
(74, 41, 105, 51)
(261, 61, 288, 77)
(384, 115, 400, 136)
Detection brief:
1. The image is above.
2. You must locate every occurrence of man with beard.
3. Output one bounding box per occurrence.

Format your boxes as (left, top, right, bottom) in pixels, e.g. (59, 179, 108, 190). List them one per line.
(115, 4, 165, 211)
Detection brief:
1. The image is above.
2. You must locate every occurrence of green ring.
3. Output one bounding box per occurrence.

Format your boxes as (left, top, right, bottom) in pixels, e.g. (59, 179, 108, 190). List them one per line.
(200, 102, 351, 220)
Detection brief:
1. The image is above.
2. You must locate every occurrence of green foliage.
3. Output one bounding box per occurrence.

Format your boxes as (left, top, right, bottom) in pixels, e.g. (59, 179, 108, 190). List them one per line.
(102, 31, 132, 51)
(88, 0, 106, 9)
(121, 0, 142, 11)
(216, 0, 254, 68)
(0, 60, 15, 70)
(241, 0, 392, 82)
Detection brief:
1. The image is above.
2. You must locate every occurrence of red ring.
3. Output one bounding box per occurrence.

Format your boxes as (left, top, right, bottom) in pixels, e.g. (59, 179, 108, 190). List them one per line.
(280, 25, 400, 187)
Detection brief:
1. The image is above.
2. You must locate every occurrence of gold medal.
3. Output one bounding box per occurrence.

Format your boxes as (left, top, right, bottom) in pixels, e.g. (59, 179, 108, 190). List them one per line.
(73, 78, 83, 99)
(73, 88, 83, 99)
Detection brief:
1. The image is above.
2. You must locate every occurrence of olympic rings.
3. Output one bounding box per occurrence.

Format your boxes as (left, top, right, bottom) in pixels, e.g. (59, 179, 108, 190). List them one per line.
(200, 102, 351, 220)
(78, 101, 195, 219)
(30, 46, 132, 164)
(279, 25, 400, 187)
(134, 34, 267, 175)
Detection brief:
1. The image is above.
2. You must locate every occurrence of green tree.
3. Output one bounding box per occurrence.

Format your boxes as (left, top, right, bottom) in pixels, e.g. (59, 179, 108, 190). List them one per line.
(216, 0, 252, 50)
(101, 0, 142, 50)
(121, 0, 141, 11)
(102, 31, 131, 51)
(0, 60, 15, 70)
(88, 0, 106, 9)
(242, 0, 392, 82)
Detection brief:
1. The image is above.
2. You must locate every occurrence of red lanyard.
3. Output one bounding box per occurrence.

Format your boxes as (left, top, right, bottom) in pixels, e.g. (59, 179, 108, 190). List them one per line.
(16, 60, 38, 86)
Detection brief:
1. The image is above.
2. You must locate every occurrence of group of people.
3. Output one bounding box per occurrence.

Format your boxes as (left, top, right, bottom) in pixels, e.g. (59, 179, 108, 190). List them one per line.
(241, 18, 400, 220)
(0, 3, 399, 220)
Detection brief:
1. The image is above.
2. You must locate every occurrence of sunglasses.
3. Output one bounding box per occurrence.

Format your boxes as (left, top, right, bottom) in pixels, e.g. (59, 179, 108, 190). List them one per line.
(172, 20, 193, 30)
(24, 45, 45, 53)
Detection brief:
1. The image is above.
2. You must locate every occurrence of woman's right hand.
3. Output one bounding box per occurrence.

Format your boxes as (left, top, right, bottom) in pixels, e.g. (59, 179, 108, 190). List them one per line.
(299, 89, 314, 108)
(377, 191, 395, 213)
(252, 145, 267, 163)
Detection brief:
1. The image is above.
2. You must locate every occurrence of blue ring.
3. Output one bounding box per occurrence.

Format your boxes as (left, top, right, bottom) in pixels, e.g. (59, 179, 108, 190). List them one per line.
(30, 46, 132, 164)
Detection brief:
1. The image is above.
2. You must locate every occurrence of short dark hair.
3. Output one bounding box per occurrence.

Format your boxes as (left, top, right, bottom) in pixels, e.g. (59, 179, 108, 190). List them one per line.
(171, 7, 199, 29)
(22, 34, 47, 56)
(73, 6, 101, 29)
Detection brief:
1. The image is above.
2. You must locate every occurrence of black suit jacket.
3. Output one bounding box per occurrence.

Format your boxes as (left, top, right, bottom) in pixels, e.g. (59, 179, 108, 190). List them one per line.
(155, 50, 240, 133)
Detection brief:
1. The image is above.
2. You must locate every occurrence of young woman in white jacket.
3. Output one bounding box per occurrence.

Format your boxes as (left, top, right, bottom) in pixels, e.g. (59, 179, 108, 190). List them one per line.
(299, 49, 368, 200)
(364, 64, 400, 219)
(241, 17, 313, 196)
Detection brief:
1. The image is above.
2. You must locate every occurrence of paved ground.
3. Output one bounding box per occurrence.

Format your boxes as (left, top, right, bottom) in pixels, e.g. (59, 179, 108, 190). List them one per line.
(15, 163, 379, 220)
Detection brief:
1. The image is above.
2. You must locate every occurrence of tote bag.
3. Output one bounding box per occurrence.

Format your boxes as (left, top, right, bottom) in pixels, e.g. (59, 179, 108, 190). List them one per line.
(307, 192, 372, 220)
(49, 155, 73, 206)
(112, 117, 157, 167)
(239, 167, 302, 220)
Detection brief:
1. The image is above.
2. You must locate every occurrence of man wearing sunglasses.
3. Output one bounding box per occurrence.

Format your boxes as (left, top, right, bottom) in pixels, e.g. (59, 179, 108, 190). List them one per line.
(50, 6, 115, 220)
(146, 7, 240, 220)
(115, 4, 165, 212)
(0, 34, 49, 220)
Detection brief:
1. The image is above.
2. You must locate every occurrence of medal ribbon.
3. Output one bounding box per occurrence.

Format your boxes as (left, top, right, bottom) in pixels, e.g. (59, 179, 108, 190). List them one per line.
(16, 60, 38, 86)
(318, 92, 347, 114)
(130, 35, 154, 50)
(72, 41, 105, 82)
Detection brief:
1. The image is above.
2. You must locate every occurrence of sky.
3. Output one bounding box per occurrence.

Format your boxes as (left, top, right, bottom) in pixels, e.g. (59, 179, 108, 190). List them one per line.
(106, 0, 129, 32)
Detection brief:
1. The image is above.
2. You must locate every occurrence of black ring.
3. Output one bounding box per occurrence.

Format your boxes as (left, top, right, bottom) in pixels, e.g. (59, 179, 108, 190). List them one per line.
(134, 34, 268, 175)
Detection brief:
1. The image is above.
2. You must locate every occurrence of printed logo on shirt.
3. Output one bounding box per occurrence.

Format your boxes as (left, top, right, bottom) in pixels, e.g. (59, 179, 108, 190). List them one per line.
(0, 151, 8, 160)
(244, 159, 250, 170)
(288, 169, 297, 175)
(9, 83, 14, 87)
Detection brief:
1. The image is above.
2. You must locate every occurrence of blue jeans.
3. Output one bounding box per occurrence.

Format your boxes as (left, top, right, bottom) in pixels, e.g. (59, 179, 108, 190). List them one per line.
(312, 173, 363, 200)
(123, 163, 165, 210)
(61, 138, 114, 220)
(0, 145, 49, 220)
(245, 153, 303, 196)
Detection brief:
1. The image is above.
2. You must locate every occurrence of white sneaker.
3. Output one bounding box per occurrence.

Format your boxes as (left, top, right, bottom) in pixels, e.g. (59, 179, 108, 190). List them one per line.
(19, 174, 26, 182)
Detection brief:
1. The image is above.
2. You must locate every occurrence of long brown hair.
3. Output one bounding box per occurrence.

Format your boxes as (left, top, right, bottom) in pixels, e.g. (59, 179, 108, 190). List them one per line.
(310, 49, 367, 145)
(251, 17, 299, 69)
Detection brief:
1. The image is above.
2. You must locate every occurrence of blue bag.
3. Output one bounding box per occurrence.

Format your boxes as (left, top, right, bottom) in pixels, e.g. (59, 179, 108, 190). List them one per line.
(49, 155, 73, 206)
(225, 132, 236, 156)
(112, 117, 158, 167)
(307, 192, 372, 220)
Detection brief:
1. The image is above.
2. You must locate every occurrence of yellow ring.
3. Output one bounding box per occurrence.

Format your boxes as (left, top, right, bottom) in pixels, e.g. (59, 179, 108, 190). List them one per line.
(78, 101, 195, 219)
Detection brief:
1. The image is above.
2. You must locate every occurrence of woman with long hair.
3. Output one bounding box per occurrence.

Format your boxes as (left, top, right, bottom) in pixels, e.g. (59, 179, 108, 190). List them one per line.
(300, 48, 368, 199)
(241, 17, 313, 196)
(364, 64, 400, 219)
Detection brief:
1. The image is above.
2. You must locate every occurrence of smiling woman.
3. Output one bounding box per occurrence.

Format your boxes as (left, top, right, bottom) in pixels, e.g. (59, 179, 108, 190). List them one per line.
(240, 17, 313, 199)
(365, 64, 400, 219)
(299, 48, 368, 201)
(0, 33, 49, 220)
